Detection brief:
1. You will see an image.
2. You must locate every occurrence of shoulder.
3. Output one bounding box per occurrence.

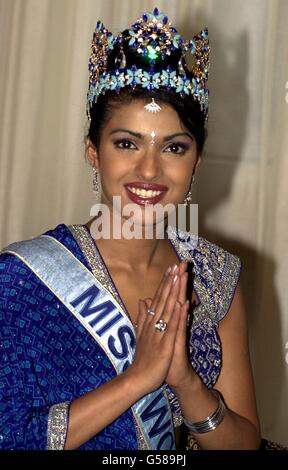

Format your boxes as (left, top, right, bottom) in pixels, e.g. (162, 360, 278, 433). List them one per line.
(168, 227, 242, 322)
(0, 223, 77, 303)
(0, 223, 85, 266)
(195, 237, 242, 320)
(168, 227, 242, 277)
(194, 236, 242, 282)
(1, 224, 72, 254)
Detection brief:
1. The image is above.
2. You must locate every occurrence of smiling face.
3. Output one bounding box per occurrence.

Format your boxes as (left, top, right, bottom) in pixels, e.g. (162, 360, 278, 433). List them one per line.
(87, 99, 200, 228)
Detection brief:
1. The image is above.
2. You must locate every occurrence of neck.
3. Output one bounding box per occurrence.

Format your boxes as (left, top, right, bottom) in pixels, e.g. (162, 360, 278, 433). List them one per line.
(85, 215, 168, 271)
(98, 236, 164, 271)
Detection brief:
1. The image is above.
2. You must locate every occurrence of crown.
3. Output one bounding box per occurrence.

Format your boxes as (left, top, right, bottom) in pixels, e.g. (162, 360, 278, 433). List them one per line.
(87, 8, 209, 120)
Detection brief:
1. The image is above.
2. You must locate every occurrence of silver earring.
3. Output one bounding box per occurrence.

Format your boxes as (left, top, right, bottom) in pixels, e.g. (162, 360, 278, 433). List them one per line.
(93, 167, 99, 195)
(184, 175, 195, 206)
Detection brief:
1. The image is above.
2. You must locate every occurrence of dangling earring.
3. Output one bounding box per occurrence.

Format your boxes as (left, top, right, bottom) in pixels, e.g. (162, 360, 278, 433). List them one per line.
(92, 167, 99, 196)
(184, 174, 195, 206)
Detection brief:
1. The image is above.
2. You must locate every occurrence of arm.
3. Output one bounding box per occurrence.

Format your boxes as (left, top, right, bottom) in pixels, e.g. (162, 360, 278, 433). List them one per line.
(171, 283, 261, 450)
(66, 270, 184, 449)
(64, 370, 143, 449)
(0, 254, 144, 450)
(0, 319, 144, 451)
(0, 254, 183, 450)
(0, 254, 51, 450)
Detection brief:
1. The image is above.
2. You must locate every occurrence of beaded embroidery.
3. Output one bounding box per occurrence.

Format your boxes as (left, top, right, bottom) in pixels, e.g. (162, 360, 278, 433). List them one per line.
(47, 402, 70, 450)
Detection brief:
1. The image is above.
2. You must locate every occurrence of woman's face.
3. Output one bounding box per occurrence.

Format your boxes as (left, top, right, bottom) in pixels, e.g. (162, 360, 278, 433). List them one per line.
(87, 99, 200, 228)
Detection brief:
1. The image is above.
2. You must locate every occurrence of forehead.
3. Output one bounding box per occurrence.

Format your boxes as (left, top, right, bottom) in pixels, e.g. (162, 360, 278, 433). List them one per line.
(103, 99, 187, 134)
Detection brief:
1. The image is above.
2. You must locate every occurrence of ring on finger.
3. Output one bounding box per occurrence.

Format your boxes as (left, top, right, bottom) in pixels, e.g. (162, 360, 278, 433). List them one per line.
(147, 308, 156, 316)
(155, 319, 168, 332)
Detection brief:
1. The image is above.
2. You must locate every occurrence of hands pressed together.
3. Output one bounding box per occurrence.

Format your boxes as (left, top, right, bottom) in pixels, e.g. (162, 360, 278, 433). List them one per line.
(128, 261, 197, 395)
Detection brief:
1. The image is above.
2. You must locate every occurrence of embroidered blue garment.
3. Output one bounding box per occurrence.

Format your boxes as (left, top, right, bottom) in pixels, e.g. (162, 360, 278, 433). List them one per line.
(0, 225, 137, 450)
(0, 224, 241, 449)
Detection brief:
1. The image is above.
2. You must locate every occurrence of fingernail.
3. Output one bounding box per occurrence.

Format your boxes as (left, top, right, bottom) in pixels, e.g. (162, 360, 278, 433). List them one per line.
(173, 275, 179, 285)
(171, 264, 178, 274)
(166, 266, 172, 275)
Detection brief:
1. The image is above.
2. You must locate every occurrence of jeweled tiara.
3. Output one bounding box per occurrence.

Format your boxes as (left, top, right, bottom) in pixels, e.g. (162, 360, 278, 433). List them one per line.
(87, 8, 209, 120)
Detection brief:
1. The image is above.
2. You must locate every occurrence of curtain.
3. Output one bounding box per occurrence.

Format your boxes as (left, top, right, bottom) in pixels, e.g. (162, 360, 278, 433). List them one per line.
(0, 0, 287, 446)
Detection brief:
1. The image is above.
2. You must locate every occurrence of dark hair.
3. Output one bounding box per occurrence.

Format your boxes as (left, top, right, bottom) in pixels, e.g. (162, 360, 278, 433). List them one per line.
(87, 29, 207, 155)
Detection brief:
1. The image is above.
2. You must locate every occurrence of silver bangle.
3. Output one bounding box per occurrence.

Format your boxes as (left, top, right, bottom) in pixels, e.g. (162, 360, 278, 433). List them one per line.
(183, 390, 226, 434)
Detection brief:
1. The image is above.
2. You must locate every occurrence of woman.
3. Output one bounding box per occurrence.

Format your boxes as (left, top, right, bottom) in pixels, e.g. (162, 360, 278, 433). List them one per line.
(0, 9, 261, 450)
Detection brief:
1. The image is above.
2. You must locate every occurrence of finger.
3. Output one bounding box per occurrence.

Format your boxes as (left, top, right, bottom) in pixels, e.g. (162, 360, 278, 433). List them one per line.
(148, 263, 182, 319)
(178, 272, 188, 305)
(149, 267, 178, 317)
(158, 275, 180, 323)
(163, 299, 182, 342)
(177, 261, 188, 276)
(136, 299, 147, 336)
(149, 266, 174, 313)
(177, 300, 189, 339)
(144, 298, 153, 316)
(144, 298, 155, 320)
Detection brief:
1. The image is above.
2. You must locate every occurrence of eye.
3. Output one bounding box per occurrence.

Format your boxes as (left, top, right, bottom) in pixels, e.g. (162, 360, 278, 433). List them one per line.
(164, 142, 189, 155)
(113, 139, 137, 150)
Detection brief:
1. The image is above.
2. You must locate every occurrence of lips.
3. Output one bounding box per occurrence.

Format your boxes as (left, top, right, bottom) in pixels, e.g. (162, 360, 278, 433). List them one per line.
(124, 182, 168, 206)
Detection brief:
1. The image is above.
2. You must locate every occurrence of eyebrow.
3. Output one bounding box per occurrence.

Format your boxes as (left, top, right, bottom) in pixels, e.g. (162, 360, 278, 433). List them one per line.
(163, 132, 194, 142)
(110, 129, 142, 139)
(109, 129, 194, 141)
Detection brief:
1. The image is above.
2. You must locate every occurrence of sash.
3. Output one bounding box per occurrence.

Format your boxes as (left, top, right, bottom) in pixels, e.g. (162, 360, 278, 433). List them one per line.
(3, 235, 175, 450)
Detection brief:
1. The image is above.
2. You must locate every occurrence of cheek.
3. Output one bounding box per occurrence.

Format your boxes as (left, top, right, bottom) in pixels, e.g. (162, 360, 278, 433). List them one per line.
(166, 160, 195, 184)
(98, 149, 128, 178)
(99, 158, 134, 199)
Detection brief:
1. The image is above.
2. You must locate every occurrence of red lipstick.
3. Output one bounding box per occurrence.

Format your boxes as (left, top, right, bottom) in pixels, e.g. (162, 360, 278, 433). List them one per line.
(124, 182, 168, 206)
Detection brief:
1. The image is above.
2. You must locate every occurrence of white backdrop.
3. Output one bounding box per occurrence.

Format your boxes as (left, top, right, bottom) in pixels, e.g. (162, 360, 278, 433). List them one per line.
(0, 0, 287, 445)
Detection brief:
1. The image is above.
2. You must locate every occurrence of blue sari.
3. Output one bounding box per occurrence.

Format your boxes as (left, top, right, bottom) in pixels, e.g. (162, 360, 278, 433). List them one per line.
(0, 224, 241, 450)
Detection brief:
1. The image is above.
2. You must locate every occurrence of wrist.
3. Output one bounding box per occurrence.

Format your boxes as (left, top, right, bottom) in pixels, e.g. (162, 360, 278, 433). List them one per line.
(171, 366, 203, 396)
(121, 365, 151, 400)
(183, 390, 227, 434)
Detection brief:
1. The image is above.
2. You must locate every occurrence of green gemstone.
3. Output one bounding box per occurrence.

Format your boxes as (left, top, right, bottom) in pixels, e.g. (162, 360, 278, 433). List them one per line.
(147, 45, 158, 60)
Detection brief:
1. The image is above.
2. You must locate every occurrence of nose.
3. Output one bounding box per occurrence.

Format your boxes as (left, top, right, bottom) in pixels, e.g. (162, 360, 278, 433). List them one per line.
(135, 148, 162, 181)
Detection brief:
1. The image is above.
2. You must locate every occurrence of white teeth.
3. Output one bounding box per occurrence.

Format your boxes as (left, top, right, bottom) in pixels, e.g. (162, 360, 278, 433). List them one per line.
(127, 187, 162, 198)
